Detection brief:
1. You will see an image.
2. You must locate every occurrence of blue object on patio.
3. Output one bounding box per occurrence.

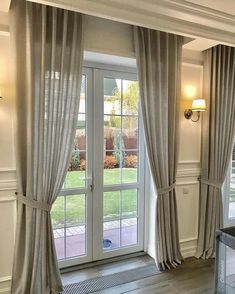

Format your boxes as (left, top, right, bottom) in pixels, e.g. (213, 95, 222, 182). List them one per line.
(103, 239, 112, 249)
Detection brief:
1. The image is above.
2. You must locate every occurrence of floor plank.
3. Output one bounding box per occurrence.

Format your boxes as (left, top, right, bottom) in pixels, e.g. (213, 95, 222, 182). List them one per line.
(61, 256, 215, 294)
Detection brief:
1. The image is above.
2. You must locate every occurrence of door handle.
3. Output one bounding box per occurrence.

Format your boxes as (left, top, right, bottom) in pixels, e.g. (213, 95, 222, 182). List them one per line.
(80, 177, 93, 192)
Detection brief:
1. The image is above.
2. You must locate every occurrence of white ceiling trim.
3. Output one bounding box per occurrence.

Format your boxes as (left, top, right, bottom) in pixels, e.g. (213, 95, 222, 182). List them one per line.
(28, 0, 235, 46)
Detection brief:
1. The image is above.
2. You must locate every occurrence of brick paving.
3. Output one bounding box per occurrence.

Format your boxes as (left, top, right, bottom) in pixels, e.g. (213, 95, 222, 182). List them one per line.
(53, 218, 138, 260)
(53, 218, 137, 239)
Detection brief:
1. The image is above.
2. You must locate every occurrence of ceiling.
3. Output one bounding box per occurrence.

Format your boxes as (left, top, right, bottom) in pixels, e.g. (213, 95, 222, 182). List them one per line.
(0, 0, 10, 12)
(187, 0, 235, 16)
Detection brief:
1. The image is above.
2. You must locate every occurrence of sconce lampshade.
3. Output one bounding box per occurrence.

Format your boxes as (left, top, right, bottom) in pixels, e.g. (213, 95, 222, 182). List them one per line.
(191, 99, 206, 112)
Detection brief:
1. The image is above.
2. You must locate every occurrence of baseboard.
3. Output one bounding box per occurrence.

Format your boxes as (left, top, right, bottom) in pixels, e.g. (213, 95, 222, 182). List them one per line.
(0, 239, 197, 292)
(180, 238, 198, 258)
(0, 276, 11, 294)
(147, 238, 198, 260)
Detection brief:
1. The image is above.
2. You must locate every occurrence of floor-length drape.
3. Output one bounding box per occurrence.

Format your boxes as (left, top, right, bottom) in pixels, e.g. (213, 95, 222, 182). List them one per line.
(134, 27, 183, 270)
(196, 45, 235, 259)
(10, 0, 83, 293)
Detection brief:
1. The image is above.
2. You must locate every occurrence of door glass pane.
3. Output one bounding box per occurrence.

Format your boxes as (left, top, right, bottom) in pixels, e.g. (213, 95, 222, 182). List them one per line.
(103, 220, 120, 250)
(103, 191, 121, 250)
(104, 191, 120, 221)
(104, 115, 122, 185)
(121, 190, 138, 247)
(54, 228, 65, 260)
(104, 78, 121, 115)
(79, 75, 86, 113)
(122, 116, 138, 148)
(52, 194, 87, 260)
(229, 147, 235, 218)
(122, 80, 139, 115)
(51, 196, 65, 229)
(122, 152, 138, 184)
(121, 189, 137, 219)
(121, 218, 137, 247)
(103, 165, 121, 186)
(64, 75, 87, 189)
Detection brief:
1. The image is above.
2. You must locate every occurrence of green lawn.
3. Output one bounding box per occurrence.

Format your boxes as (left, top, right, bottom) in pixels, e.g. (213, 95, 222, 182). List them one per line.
(63, 168, 137, 188)
(51, 168, 138, 229)
(230, 188, 235, 202)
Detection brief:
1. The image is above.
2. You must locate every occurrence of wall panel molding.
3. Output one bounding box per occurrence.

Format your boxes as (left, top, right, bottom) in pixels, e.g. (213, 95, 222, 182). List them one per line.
(0, 276, 11, 294)
(0, 196, 16, 203)
(176, 160, 201, 181)
(0, 169, 17, 192)
(148, 237, 198, 259)
(0, 181, 17, 192)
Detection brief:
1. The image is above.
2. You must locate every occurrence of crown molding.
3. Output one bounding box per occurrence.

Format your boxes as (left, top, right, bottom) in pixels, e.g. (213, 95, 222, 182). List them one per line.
(28, 0, 235, 46)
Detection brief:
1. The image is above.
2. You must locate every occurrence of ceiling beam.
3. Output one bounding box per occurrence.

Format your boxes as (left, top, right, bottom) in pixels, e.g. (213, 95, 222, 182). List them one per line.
(27, 0, 235, 46)
(183, 38, 220, 51)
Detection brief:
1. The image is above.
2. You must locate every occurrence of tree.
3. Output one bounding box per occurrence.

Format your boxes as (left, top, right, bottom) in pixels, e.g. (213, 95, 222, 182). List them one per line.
(112, 133, 126, 166)
(108, 107, 121, 128)
(113, 81, 139, 115)
(70, 145, 80, 171)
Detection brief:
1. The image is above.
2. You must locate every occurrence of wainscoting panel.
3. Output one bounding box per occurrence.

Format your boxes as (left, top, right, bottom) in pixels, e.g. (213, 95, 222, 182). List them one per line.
(0, 169, 16, 294)
(0, 276, 11, 294)
(176, 160, 200, 256)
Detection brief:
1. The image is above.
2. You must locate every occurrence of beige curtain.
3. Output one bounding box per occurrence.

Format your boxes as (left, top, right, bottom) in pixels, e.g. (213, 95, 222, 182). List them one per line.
(10, 0, 83, 293)
(134, 27, 183, 270)
(196, 45, 235, 259)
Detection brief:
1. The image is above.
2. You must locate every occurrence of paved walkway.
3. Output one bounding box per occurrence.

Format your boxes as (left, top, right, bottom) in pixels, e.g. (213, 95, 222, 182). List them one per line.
(53, 218, 137, 239)
(53, 218, 138, 260)
(229, 202, 235, 218)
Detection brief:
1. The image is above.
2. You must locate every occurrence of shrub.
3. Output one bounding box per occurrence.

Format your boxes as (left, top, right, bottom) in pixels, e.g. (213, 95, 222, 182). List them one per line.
(113, 133, 126, 165)
(124, 155, 138, 168)
(70, 145, 80, 171)
(79, 159, 86, 171)
(104, 155, 118, 169)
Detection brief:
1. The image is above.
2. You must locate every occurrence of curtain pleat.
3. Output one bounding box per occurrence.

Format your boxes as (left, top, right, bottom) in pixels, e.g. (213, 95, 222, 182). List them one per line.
(196, 45, 235, 259)
(134, 27, 183, 270)
(10, 0, 84, 292)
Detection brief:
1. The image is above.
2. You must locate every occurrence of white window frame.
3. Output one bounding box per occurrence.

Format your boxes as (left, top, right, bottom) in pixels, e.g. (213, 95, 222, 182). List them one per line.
(224, 158, 235, 227)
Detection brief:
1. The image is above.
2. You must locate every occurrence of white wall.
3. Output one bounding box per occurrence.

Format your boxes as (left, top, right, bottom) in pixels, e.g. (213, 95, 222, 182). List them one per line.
(84, 15, 135, 58)
(177, 63, 202, 257)
(146, 63, 202, 259)
(0, 15, 203, 292)
(0, 35, 16, 294)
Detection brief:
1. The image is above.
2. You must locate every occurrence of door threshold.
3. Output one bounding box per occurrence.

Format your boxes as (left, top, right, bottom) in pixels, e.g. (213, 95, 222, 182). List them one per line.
(60, 251, 147, 274)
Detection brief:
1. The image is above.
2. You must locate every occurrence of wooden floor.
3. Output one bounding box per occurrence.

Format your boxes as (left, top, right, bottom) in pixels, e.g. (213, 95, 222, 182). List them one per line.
(61, 255, 215, 293)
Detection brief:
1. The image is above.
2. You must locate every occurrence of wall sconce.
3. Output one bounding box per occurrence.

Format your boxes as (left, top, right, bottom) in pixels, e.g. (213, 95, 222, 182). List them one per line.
(184, 98, 206, 122)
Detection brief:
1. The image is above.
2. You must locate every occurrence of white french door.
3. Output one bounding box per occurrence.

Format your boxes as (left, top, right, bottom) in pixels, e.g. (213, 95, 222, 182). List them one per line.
(51, 66, 145, 268)
(224, 145, 235, 226)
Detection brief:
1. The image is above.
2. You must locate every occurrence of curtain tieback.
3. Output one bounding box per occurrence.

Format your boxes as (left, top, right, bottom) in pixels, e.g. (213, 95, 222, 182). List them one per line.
(15, 192, 52, 212)
(158, 182, 176, 195)
(200, 178, 223, 189)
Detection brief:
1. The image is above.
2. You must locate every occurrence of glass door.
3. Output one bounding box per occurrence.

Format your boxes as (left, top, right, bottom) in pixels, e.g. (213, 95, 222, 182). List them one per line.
(93, 69, 144, 260)
(51, 66, 145, 266)
(51, 68, 93, 267)
(224, 145, 235, 226)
